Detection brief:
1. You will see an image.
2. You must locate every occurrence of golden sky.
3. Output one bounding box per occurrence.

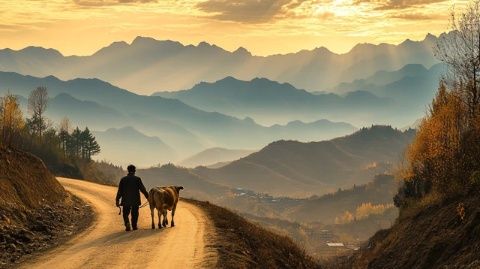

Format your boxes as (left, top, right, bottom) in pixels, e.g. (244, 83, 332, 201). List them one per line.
(0, 0, 467, 56)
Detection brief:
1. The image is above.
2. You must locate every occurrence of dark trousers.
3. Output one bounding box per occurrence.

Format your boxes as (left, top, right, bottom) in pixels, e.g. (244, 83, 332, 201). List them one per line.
(122, 205, 139, 228)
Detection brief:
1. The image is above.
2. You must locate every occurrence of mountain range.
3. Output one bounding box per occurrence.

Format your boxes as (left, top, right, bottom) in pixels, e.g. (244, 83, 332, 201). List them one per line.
(0, 71, 356, 165)
(0, 34, 441, 94)
(155, 63, 443, 126)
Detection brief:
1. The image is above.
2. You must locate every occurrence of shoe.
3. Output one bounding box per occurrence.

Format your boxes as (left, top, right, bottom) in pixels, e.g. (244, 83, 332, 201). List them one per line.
(132, 226, 138, 230)
(125, 223, 131, 232)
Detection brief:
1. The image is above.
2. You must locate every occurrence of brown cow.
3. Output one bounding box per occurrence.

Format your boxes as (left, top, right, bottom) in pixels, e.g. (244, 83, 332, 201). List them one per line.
(148, 186, 183, 229)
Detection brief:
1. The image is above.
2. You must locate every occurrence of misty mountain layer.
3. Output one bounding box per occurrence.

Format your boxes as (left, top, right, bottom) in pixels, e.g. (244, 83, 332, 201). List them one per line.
(0, 34, 439, 93)
(155, 64, 443, 126)
(0, 71, 356, 166)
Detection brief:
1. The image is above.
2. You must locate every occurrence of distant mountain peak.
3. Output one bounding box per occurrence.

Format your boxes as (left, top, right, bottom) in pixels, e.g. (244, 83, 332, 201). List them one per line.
(130, 36, 183, 48)
(94, 41, 129, 56)
(198, 41, 211, 47)
(312, 46, 333, 54)
(349, 42, 392, 54)
(401, 38, 414, 44)
(233, 46, 251, 56)
(132, 36, 156, 44)
(197, 41, 224, 51)
(424, 33, 437, 41)
(221, 75, 238, 81)
(19, 46, 63, 57)
(108, 41, 128, 47)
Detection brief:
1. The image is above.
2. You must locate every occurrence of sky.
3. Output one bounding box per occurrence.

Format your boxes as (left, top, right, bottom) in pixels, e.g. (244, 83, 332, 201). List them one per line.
(0, 0, 467, 56)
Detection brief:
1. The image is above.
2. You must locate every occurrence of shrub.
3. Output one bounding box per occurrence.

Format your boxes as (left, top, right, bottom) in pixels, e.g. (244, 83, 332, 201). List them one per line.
(470, 171, 480, 187)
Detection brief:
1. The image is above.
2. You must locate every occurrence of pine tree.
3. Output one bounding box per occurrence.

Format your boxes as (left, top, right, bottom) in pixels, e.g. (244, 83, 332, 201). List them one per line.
(85, 129, 101, 160)
(58, 117, 71, 155)
(69, 127, 82, 158)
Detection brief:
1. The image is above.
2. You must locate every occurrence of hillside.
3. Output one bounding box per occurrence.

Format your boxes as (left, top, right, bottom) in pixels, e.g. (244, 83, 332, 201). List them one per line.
(331, 191, 480, 268)
(194, 126, 415, 197)
(186, 199, 320, 268)
(0, 34, 439, 93)
(180, 147, 255, 168)
(0, 148, 93, 267)
(287, 174, 398, 224)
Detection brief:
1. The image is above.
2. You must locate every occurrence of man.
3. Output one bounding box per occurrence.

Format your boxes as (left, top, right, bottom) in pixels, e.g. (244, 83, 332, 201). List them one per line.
(116, 165, 149, 231)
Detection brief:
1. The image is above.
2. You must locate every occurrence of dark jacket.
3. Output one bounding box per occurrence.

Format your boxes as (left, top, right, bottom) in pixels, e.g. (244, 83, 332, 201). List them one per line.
(115, 173, 149, 206)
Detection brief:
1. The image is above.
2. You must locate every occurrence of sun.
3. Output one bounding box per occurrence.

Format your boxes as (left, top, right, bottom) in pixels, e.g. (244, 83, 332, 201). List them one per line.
(313, 0, 357, 17)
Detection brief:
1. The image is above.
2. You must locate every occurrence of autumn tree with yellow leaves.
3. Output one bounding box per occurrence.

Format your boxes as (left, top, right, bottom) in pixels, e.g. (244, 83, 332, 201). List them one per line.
(0, 93, 25, 147)
(398, 1, 480, 205)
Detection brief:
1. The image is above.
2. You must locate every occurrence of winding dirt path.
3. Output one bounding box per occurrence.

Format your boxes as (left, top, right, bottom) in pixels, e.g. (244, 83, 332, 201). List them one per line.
(19, 177, 218, 269)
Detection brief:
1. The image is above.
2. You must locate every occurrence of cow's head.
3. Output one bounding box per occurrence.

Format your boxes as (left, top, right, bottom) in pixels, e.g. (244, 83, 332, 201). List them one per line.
(175, 186, 184, 193)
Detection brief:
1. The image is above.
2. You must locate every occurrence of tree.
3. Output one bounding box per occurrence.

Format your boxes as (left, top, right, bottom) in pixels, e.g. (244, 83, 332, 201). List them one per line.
(58, 117, 71, 155)
(0, 93, 25, 147)
(435, 0, 480, 118)
(27, 86, 49, 137)
(68, 127, 82, 158)
(83, 127, 100, 160)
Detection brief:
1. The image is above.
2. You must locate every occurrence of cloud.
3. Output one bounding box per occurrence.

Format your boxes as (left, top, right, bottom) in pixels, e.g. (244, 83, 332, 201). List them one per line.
(73, 0, 156, 7)
(354, 0, 447, 10)
(390, 12, 443, 20)
(195, 0, 299, 23)
(0, 24, 22, 31)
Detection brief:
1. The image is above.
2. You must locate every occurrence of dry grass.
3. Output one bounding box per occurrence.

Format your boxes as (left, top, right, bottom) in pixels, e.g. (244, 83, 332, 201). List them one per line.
(0, 147, 94, 268)
(331, 189, 480, 268)
(397, 191, 444, 221)
(184, 198, 321, 269)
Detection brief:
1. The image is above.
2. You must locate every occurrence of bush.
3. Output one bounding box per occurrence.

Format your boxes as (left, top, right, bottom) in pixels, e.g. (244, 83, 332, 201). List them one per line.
(394, 177, 432, 207)
(470, 171, 480, 187)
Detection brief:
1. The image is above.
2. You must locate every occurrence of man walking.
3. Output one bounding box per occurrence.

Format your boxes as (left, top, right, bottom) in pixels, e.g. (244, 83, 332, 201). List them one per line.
(116, 165, 149, 231)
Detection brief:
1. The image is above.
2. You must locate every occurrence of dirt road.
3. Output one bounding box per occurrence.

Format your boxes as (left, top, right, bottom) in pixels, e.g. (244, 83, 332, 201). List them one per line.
(19, 178, 217, 269)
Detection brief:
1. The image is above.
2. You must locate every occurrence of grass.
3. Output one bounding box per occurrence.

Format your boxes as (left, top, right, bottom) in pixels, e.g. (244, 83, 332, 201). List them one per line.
(184, 198, 321, 269)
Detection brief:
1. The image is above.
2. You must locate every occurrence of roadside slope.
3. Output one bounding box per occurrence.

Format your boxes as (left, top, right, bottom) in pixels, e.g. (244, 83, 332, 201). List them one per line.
(187, 199, 320, 268)
(0, 148, 93, 268)
(329, 192, 480, 268)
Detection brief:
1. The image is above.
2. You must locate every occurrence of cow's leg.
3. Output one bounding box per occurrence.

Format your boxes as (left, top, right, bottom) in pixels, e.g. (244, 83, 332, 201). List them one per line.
(157, 208, 163, 229)
(162, 210, 168, 227)
(150, 207, 155, 229)
(171, 204, 177, 227)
